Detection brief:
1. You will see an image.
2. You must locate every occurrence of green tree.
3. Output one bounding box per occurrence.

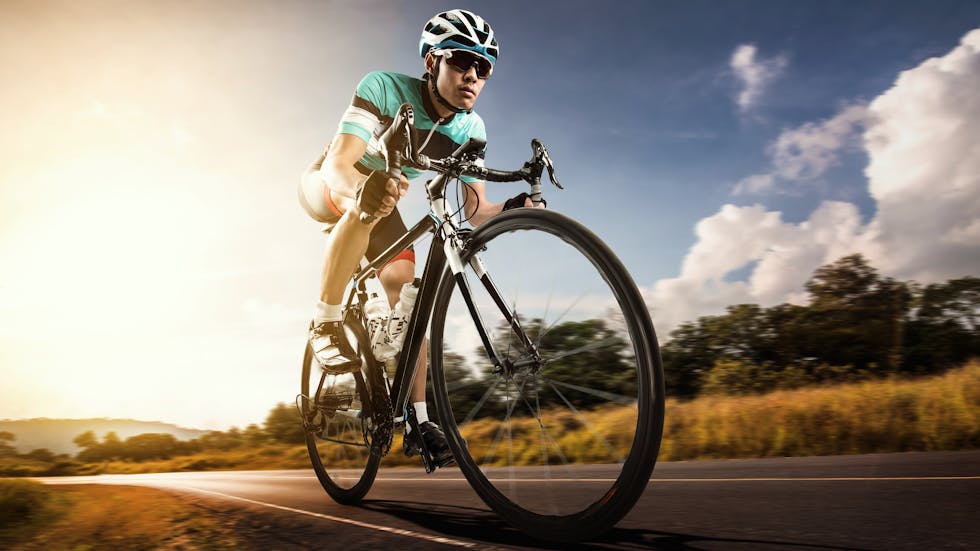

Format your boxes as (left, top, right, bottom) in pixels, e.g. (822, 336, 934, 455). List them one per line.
(120, 433, 180, 461)
(264, 403, 305, 445)
(535, 319, 636, 409)
(802, 254, 909, 373)
(243, 424, 268, 446)
(430, 351, 500, 422)
(101, 431, 123, 461)
(73, 431, 104, 461)
(661, 321, 715, 398)
(905, 277, 980, 373)
(24, 448, 57, 463)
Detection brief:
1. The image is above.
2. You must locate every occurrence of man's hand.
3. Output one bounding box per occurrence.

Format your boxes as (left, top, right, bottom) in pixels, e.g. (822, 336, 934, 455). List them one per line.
(502, 192, 547, 212)
(373, 173, 409, 218)
(522, 196, 546, 209)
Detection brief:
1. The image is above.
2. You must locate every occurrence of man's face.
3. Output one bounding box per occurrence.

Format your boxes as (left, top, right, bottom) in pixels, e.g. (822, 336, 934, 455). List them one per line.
(429, 52, 489, 112)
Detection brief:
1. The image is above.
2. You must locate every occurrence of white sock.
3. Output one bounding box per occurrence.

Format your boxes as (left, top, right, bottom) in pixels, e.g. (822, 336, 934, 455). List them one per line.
(406, 401, 429, 434)
(314, 301, 343, 324)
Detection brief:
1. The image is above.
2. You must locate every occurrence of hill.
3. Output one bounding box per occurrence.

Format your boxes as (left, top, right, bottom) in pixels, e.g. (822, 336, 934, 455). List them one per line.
(0, 418, 209, 455)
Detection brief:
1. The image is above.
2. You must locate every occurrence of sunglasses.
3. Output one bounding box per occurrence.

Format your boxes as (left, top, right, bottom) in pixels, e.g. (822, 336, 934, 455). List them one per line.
(441, 50, 493, 79)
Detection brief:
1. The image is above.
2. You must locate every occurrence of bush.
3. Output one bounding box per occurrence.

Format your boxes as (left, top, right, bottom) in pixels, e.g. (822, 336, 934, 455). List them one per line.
(0, 479, 55, 526)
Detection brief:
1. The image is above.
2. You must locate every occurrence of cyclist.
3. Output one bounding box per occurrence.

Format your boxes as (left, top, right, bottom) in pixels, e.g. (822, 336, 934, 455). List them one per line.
(298, 9, 540, 465)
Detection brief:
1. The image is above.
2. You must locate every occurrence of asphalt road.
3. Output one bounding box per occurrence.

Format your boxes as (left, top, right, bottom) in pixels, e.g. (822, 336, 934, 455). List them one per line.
(39, 450, 980, 550)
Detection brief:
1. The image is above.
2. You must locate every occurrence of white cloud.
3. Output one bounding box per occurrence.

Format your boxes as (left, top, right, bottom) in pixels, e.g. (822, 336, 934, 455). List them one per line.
(734, 104, 869, 195)
(730, 43, 788, 113)
(862, 28, 980, 282)
(644, 201, 865, 332)
(651, 28, 980, 336)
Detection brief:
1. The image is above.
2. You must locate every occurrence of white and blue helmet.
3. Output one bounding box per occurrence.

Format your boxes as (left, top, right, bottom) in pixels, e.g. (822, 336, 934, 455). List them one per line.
(419, 9, 498, 67)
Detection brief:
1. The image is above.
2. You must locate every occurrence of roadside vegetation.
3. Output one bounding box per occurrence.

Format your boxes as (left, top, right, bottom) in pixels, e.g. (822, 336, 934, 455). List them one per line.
(0, 254, 975, 475)
(0, 479, 244, 549)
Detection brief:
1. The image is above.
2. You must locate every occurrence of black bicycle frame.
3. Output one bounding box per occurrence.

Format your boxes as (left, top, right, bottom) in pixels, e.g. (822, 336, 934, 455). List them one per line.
(345, 217, 525, 424)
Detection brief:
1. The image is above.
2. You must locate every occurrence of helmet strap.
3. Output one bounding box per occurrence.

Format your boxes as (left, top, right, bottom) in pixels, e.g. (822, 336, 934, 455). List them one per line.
(427, 61, 470, 115)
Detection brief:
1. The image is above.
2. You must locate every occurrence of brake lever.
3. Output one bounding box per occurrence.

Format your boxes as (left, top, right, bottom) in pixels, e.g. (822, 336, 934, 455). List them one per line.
(360, 104, 416, 224)
(384, 103, 416, 171)
(531, 139, 563, 189)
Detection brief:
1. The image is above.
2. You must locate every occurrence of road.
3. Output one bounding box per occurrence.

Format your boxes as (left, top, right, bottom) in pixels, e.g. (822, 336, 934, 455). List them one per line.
(39, 450, 980, 550)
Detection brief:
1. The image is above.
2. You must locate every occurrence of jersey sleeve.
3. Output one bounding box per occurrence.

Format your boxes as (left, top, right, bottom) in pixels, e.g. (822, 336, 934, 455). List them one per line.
(338, 72, 387, 144)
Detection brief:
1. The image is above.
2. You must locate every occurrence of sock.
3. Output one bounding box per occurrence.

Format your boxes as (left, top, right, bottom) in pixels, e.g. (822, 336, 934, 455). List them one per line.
(405, 401, 429, 434)
(314, 301, 343, 324)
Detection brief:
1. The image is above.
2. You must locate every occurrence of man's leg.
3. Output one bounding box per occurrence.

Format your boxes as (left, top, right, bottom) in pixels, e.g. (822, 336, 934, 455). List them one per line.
(381, 259, 453, 465)
(310, 208, 377, 372)
(322, 209, 375, 304)
(378, 258, 430, 405)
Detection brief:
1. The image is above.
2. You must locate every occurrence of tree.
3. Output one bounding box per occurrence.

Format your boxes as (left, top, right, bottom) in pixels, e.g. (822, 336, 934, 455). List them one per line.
(264, 403, 305, 445)
(120, 433, 180, 461)
(904, 277, 980, 373)
(535, 319, 636, 409)
(661, 321, 714, 398)
(0, 431, 17, 457)
(802, 254, 908, 372)
(24, 448, 57, 463)
(101, 432, 123, 461)
(73, 430, 104, 461)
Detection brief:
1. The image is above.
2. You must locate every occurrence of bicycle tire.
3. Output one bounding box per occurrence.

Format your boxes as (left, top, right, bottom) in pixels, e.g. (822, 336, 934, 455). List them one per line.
(429, 208, 664, 542)
(301, 315, 384, 504)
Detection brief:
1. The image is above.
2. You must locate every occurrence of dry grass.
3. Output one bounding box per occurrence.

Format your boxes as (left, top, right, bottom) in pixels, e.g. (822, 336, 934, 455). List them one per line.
(30, 362, 980, 477)
(0, 481, 247, 550)
(658, 361, 980, 460)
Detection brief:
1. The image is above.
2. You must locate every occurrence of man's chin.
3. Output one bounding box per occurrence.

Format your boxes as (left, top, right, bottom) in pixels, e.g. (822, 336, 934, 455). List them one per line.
(453, 96, 477, 110)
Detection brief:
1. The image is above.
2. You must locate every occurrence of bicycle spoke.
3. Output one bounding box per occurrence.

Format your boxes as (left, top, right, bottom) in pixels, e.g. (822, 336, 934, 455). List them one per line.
(445, 377, 485, 393)
(534, 289, 592, 348)
(542, 334, 623, 365)
(547, 381, 625, 463)
(520, 389, 572, 469)
(479, 378, 526, 467)
(462, 377, 501, 425)
(430, 212, 664, 538)
(542, 377, 638, 405)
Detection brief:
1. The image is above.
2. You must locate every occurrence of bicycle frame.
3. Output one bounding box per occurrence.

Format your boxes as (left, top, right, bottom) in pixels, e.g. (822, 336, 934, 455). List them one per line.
(342, 171, 526, 443)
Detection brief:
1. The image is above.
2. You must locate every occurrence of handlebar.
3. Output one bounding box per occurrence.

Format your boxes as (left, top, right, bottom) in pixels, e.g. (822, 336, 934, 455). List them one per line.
(359, 103, 563, 224)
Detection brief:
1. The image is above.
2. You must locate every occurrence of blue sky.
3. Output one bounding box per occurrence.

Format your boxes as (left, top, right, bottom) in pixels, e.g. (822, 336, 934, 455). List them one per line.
(1, 1, 978, 429)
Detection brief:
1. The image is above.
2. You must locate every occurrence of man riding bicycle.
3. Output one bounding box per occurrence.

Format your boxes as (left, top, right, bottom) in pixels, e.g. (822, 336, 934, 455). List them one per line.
(298, 9, 541, 465)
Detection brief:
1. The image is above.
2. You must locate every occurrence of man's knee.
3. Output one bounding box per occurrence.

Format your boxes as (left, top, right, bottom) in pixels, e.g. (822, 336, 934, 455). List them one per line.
(380, 259, 415, 289)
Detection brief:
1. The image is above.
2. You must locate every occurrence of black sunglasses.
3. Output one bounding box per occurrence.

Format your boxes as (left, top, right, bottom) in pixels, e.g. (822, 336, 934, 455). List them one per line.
(442, 50, 492, 79)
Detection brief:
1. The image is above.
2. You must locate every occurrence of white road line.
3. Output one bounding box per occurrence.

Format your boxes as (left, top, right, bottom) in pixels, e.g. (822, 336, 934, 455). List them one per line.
(184, 487, 502, 550)
(153, 474, 980, 483)
(369, 475, 980, 482)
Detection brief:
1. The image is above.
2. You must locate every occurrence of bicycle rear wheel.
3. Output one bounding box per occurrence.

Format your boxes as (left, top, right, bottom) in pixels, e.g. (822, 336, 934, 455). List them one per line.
(430, 209, 664, 542)
(300, 315, 385, 504)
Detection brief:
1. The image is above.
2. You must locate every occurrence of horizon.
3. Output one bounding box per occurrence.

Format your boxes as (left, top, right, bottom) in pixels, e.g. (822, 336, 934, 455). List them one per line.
(2, 1, 978, 430)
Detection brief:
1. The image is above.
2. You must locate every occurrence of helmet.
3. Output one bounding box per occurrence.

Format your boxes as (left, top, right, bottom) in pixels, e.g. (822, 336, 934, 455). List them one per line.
(419, 9, 498, 67)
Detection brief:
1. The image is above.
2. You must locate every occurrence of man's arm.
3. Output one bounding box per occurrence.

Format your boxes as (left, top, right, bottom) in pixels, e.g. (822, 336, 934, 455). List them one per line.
(462, 181, 543, 227)
(320, 134, 371, 213)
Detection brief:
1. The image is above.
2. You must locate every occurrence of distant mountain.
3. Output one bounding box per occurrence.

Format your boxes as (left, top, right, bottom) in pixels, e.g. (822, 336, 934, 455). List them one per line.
(0, 418, 210, 455)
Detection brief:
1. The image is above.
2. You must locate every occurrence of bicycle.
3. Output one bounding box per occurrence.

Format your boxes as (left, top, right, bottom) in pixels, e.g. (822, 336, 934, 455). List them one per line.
(297, 103, 665, 542)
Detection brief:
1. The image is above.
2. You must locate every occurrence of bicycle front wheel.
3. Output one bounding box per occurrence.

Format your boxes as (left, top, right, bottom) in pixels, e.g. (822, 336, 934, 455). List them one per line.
(430, 209, 665, 542)
(301, 316, 384, 504)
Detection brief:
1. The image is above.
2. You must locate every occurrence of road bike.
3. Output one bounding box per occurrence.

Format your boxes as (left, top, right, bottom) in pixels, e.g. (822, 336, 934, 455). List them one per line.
(297, 103, 665, 542)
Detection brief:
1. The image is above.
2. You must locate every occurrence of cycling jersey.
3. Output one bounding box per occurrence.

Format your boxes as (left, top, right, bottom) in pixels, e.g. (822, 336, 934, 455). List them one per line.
(339, 71, 487, 183)
(299, 71, 488, 270)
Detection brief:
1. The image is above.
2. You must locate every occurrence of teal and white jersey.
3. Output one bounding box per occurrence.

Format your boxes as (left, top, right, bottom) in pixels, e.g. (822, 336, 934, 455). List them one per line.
(338, 71, 486, 183)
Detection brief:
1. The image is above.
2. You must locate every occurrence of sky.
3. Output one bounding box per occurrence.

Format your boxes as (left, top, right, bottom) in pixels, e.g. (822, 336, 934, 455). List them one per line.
(2, 0, 979, 430)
